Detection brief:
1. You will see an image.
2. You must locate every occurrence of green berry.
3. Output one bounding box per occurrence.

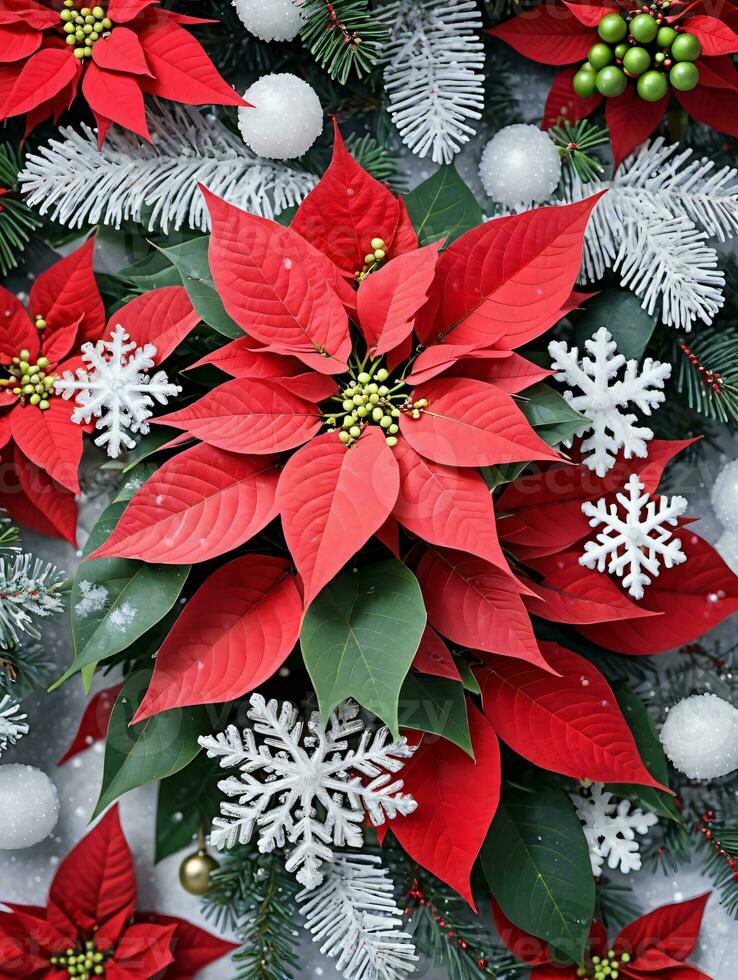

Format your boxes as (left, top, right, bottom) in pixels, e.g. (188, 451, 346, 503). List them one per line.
(670, 60, 699, 91)
(623, 46, 651, 76)
(357, 371, 370, 384)
(19, 349, 30, 360)
(342, 399, 354, 411)
(630, 13, 659, 44)
(92, 5, 104, 16)
(579, 60, 596, 74)
(597, 13, 627, 43)
(356, 405, 368, 417)
(657, 26, 677, 48)
(74, 46, 85, 57)
(637, 69, 669, 102)
(39, 399, 50, 410)
(339, 430, 350, 443)
(388, 424, 399, 434)
(573, 68, 597, 98)
(364, 253, 375, 265)
(374, 248, 386, 260)
(588, 42, 614, 70)
(386, 436, 398, 447)
(64, 21, 76, 33)
(379, 415, 392, 429)
(376, 368, 389, 382)
(671, 32, 701, 62)
(372, 406, 384, 422)
(655, 51, 666, 63)
(614, 42, 628, 59)
(596, 65, 627, 97)
(370, 237, 385, 250)
(66, 34, 76, 44)
(349, 425, 361, 438)
(378, 384, 389, 396)
(369, 392, 380, 404)
(621, 954, 631, 963)
(102, 17, 112, 28)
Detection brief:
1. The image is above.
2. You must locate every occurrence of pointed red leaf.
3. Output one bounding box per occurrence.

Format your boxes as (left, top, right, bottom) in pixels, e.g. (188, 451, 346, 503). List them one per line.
(42, 319, 81, 366)
(476, 642, 666, 788)
(416, 546, 552, 670)
(4, 47, 79, 118)
(0, 285, 38, 360)
(282, 372, 339, 402)
(155, 378, 321, 454)
(417, 195, 604, 349)
(0, 24, 42, 62)
(30, 238, 105, 346)
(81, 61, 150, 141)
(392, 438, 509, 570)
(133, 556, 301, 722)
(543, 66, 603, 128)
(291, 121, 405, 276)
(357, 243, 441, 355)
(108, 287, 199, 361)
(389, 704, 500, 907)
(204, 188, 350, 373)
(89, 443, 279, 564)
(412, 625, 461, 681)
(58, 684, 124, 766)
(112, 921, 176, 978)
(563, 1, 619, 27)
(188, 338, 303, 378)
(578, 530, 738, 654)
(135, 914, 238, 979)
(686, 16, 738, 56)
(10, 398, 83, 493)
(401, 377, 560, 467)
(614, 894, 709, 963)
(404, 345, 509, 387)
(677, 84, 738, 138)
(277, 428, 400, 606)
(48, 807, 137, 937)
(487, 9, 594, 64)
(447, 352, 553, 393)
(375, 515, 400, 556)
(107, 0, 159, 21)
(695, 53, 738, 89)
(0, 445, 78, 545)
(606, 88, 667, 170)
(91, 26, 151, 75)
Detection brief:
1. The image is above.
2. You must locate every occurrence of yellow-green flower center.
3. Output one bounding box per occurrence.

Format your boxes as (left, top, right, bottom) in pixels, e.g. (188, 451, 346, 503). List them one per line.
(59, 0, 113, 61)
(50, 940, 113, 977)
(355, 236, 388, 282)
(576, 949, 632, 980)
(1, 348, 55, 410)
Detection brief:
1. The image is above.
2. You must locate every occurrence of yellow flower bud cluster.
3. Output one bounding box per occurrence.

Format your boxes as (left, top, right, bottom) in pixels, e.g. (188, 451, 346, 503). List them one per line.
(50, 939, 111, 977)
(0, 349, 55, 409)
(326, 361, 406, 447)
(60, 1, 112, 61)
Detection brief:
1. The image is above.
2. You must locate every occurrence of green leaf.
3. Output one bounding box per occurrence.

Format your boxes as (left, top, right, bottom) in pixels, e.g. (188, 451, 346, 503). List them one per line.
(275, 204, 298, 227)
(158, 238, 242, 339)
(300, 559, 426, 737)
(93, 671, 208, 819)
(155, 752, 222, 862)
(481, 780, 595, 964)
(609, 683, 683, 823)
(454, 656, 481, 695)
(53, 501, 189, 688)
(574, 289, 657, 362)
(480, 461, 529, 491)
(398, 673, 473, 755)
(518, 383, 590, 446)
(121, 428, 182, 473)
(404, 164, 483, 246)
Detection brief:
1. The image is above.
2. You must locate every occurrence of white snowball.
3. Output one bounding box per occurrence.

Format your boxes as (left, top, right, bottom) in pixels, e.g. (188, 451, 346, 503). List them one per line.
(716, 528, 738, 573)
(479, 124, 562, 209)
(239, 73, 323, 160)
(0, 764, 60, 849)
(660, 694, 738, 780)
(234, 0, 304, 42)
(711, 459, 738, 529)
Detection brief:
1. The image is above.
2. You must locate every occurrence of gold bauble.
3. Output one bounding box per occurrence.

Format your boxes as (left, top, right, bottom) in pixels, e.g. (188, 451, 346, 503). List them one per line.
(179, 848, 219, 895)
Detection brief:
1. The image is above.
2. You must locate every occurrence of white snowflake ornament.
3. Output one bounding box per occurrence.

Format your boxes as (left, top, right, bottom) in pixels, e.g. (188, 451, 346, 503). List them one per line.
(573, 783, 658, 875)
(479, 124, 561, 210)
(580, 474, 688, 600)
(0, 695, 29, 757)
(660, 693, 738, 779)
(549, 328, 671, 477)
(55, 324, 181, 459)
(199, 694, 417, 889)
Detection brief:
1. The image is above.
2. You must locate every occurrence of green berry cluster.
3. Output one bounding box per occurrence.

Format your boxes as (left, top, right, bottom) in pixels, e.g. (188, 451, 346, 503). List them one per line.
(326, 360, 413, 447)
(0, 349, 55, 409)
(573, 4, 701, 103)
(355, 237, 387, 282)
(59, 0, 112, 61)
(50, 940, 111, 977)
(576, 949, 632, 980)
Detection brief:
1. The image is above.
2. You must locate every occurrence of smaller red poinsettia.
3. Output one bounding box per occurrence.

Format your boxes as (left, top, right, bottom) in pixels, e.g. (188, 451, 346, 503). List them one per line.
(0, 0, 244, 142)
(0, 805, 236, 979)
(489, 0, 738, 166)
(492, 893, 711, 980)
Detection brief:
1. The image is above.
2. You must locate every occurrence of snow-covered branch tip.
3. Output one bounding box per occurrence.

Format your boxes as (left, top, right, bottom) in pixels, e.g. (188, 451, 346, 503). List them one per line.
(0, 693, 29, 756)
(378, 0, 484, 165)
(18, 101, 317, 234)
(0, 555, 65, 649)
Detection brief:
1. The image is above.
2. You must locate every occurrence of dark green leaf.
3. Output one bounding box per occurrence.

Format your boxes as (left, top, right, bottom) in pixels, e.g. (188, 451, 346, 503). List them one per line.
(480, 461, 529, 491)
(158, 238, 242, 338)
(93, 671, 208, 819)
(300, 559, 426, 736)
(121, 428, 183, 473)
(481, 780, 595, 964)
(574, 290, 657, 361)
(518, 383, 590, 446)
(155, 752, 223, 862)
(399, 673, 472, 755)
(404, 164, 483, 246)
(275, 204, 298, 227)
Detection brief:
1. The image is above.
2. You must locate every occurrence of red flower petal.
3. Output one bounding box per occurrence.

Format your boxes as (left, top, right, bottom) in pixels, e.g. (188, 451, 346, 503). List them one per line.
(614, 894, 709, 963)
(606, 87, 667, 170)
(677, 84, 738, 137)
(81, 61, 151, 141)
(30, 238, 105, 346)
(0, 24, 42, 63)
(92, 26, 152, 75)
(111, 921, 176, 979)
(477, 642, 666, 788)
(695, 54, 738, 89)
(132, 555, 302, 722)
(412, 625, 461, 681)
(188, 338, 303, 378)
(488, 8, 594, 65)
(107, 286, 199, 361)
(277, 428, 400, 606)
(89, 443, 280, 563)
(0, 285, 38, 360)
(10, 398, 83, 493)
(133, 913, 238, 979)
(58, 684, 124, 766)
(404, 344, 508, 387)
(446, 352, 553, 393)
(2, 46, 79, 119)
(563, 1, 619, 27)
(107, 0, 159, 22)
(0, 444, 78, 545)
(543, 65, 603, 128)
(686, 15, 738, 56)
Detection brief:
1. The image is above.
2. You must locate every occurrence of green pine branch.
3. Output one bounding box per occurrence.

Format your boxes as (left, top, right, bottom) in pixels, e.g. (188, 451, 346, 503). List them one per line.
(0, 143, 41, 277)
(673, 327, 738, 424)
(301, 0, 389, 85)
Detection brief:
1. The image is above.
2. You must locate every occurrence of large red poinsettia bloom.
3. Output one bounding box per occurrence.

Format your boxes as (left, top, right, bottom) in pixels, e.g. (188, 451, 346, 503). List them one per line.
(0, 0, 243, 141)
(489, 0, 738, 166)
(0, 806, 236, 978)
(492, 893, 711, 980)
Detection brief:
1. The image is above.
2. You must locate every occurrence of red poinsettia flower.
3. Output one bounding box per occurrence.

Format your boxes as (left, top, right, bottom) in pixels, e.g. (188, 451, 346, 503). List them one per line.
(489, 0, 738, 166)
(0, 805, 236, 978)
(492, 893, 711, 980)
(0, 0, 244, 142)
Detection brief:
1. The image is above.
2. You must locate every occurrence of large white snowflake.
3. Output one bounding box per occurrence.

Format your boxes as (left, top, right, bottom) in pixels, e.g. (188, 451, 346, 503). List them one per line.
(54, 324, 181, 459)
(573, 783, 658, 875)
(0, 694, 29, 756)
(549, 328, 671, 477)
(199, 694, 417, 889)
(580, 474, 688, 600)
(298, 853, 418, 980)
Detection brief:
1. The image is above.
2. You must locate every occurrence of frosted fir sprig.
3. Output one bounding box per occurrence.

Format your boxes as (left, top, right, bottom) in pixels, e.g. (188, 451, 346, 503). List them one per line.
(0, 693, 29, 756)
(0, 555, 65, 649)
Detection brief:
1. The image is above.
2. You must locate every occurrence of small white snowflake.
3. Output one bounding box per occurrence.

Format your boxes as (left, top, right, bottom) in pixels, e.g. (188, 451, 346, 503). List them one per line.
(580, 474, 688, 600)
(573, 783, 658, 875)
(549, 327, 671, 477)
(0, 694, 29, 756)
(55, 324, 181, 459)
(199, 694, 417, 889)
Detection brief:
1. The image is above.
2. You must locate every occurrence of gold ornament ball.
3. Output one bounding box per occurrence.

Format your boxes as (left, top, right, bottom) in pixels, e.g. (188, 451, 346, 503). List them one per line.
(179, 848, 219, 895)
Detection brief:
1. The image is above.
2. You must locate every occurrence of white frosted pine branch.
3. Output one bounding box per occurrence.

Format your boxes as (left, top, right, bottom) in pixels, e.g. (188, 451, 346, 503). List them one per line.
(0, 555, 65, 649)
(19, 101, 317, 234)
(379, 0, 484, 165)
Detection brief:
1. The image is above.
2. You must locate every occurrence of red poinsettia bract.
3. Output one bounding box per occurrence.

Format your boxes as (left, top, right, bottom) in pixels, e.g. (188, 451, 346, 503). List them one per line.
(0, 0, 244, 141)
(493, 893, 711, 980)
(87, 125, 606, 721)
(489, 0, 738, 166)
(0, 805, 236, 978)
